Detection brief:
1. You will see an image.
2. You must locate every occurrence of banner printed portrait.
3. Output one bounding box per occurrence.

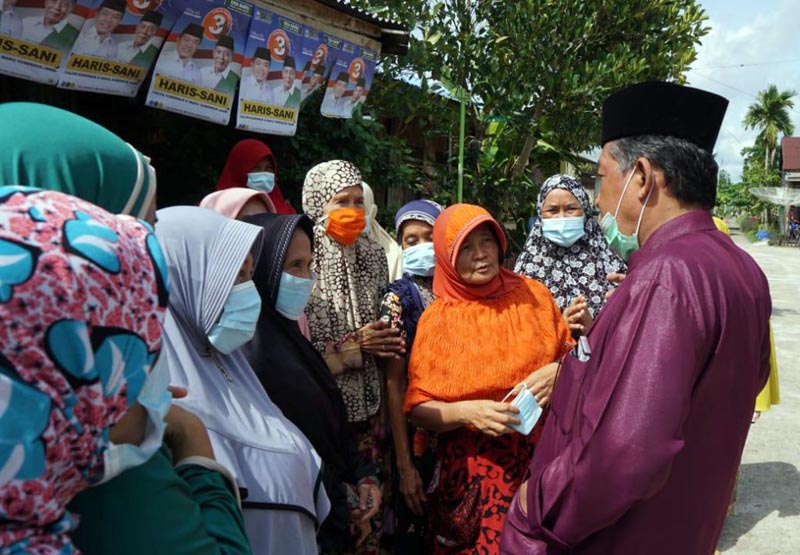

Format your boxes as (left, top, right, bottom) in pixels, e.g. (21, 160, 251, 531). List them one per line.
(57, 0, 177, 97)
(298, 26, 338, 108)
(0, 0, 92, 84)
(235, 7, 309, 136)
(320, 38, 357, 119)
(348, 45, 378, 116)
(145, 0, 250, 125)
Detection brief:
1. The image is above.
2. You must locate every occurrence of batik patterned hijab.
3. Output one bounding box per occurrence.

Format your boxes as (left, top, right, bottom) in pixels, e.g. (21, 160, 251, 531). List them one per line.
(514, 174, 626, 315)
(301, 161, 388, 422)
(0, 188, 168, 554)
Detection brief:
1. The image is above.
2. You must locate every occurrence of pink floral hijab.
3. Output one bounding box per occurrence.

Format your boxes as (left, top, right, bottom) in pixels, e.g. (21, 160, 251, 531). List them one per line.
(0, 187, 168, 553)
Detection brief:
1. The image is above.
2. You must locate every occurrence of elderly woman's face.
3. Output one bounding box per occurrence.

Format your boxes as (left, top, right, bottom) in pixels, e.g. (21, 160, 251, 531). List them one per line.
(322, 185, 364, 216)
(541, 188, 585, 219)
(400, 220, 433, 250)
(283, 229, 313, 279)
(235, 253, 255, 284)
(456, 223, 499, 285)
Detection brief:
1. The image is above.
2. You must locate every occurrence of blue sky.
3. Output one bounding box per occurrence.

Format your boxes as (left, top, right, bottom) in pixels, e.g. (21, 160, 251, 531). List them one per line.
(685, 0, 800, 181)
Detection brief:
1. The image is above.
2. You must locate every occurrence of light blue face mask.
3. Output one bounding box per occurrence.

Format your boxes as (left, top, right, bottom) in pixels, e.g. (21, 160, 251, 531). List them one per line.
(100, 354, 171, 483)
(598, 169, 652, 261)
(246, 172, 276, 194)
(402, 242, 436, 276)
(208, 280, 262, 354)
(503, 383, 543, 435)
(541, 216, 586, 248)
(275, 271, 317, 320)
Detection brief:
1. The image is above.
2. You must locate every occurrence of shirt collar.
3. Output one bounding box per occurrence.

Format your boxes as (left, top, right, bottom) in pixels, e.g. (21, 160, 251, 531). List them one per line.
(38, 17, 70, 33)
(628, 209, 715, 268)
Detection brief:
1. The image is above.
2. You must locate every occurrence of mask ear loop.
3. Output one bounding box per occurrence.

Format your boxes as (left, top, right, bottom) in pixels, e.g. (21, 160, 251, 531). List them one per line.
(632, 179, 656, 238)
(501, 382, 528, 403)
(613, 168, 638, 220)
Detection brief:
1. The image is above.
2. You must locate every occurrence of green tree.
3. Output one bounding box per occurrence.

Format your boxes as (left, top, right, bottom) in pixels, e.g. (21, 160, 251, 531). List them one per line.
(355, 0, 709, 242)
(743, 84, 796, 169)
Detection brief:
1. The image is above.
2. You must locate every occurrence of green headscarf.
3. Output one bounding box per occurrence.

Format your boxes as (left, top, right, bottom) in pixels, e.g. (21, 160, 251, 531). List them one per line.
(0, 102, 155, 218)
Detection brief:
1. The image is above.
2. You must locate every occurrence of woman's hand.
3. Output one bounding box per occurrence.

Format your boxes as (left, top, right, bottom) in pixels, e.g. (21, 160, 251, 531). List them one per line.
(605, 272, 626, 300)
(524, 362, 560, 407)
(164, 405, 215, 461)
(563, 295, 593, 335)
(458, 400, 520, 437)
(397, 459, 427, 516)
(351, 482, 382, 523)
(357, 320, 406, 358)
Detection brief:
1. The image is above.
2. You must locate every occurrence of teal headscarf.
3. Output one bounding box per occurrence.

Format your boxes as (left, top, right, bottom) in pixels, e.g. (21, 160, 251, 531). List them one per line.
(0, 102, 155, 218)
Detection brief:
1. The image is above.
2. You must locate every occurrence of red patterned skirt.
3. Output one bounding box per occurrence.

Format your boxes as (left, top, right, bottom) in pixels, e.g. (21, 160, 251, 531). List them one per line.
(425, 426, 540, 555)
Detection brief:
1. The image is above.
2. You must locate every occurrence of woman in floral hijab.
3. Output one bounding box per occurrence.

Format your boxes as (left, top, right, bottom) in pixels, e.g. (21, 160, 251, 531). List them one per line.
(0, 187, 168, 553)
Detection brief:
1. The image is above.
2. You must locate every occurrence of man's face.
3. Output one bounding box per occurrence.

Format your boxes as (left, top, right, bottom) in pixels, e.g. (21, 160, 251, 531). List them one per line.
(252, 57, 268, 82)
(95, 7, 123, 35)
(177, 33, 201, 59)
(596, 142, 641, 235)
(43, 0, 73, 26)
(281, 66, 295, 90)
(310, 73, 322, 87)
(213, 45, 232, 73)
(334, 79, 347, 99)
(352, 86, 364, 102)
(134, 20, 157, 47)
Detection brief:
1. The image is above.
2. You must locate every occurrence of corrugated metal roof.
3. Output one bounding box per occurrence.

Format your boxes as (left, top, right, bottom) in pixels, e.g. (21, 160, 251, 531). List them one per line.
(314, 0, 407, 31)
(782, 136, 800, 171)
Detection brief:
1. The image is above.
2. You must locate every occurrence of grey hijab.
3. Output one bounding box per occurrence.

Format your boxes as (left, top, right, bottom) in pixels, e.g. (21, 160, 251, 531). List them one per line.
(155, 206, 330, 531)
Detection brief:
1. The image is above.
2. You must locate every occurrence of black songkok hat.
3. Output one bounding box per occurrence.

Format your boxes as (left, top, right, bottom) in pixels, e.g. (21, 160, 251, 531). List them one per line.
(601, 81, 729, 153)
(181, 23, 204, 40)
(253, 46, 269, 61)
(141, 10, 163, 25)
(335, 71, 348, 83)
(100, 0, 126, 13)
(216, 34, 234, 50)
(283, 55, 296, 69)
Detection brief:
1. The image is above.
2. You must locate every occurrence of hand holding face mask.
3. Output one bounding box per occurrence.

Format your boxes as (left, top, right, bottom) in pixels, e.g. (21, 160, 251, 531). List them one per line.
(501, 384, 543, 435)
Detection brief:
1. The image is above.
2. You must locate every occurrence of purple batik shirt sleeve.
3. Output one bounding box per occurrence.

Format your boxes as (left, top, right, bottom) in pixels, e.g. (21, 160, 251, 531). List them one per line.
(524, 279, 708, 549)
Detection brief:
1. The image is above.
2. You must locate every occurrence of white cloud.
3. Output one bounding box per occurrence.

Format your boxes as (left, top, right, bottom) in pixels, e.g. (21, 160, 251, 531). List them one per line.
(686, 0, 800, 181)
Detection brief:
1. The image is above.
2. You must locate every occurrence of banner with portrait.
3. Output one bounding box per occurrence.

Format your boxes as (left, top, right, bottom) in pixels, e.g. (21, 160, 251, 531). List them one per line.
(0, 0, 92, 84)
(235, 6, 308, 136)
(298, 26, 337, 108)
(57, 0, 177, 96)
(320, 37, 357, 119)
(145, 0, 250, 125)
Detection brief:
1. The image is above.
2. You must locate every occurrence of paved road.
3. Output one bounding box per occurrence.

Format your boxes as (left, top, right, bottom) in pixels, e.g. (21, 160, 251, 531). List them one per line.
(719, 232, 800, 554)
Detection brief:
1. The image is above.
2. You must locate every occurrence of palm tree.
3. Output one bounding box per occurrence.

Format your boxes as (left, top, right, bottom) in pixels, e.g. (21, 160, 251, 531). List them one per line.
(743, 85, 796, 169)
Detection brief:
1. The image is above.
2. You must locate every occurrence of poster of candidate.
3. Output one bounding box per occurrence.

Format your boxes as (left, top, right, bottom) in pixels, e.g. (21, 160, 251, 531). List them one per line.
(145, 0, 250, 125)
(57, 0, 177, 97)
(347, 45, 378, 116)
(0, 0, 91, 84)
(298, 26, 337, 107)
(235, 7, 308, 136)
(320, 38, 357, 119)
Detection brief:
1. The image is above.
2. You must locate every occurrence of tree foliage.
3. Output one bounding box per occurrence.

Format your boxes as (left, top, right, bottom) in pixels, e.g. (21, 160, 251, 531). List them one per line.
(355, 0, 709, 244)
(743, 84, 796, 169)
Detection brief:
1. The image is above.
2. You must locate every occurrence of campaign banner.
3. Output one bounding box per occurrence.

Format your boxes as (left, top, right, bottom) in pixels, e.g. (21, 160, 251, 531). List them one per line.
(57, 0, 177, 97)
(298, 25, 336, 106)
(348, 45, 378, 116)
(235, 7, 308, 136)
(0, 0, 92, 84)
(320, 38, 357, 119)
(145, 0, 250, 125)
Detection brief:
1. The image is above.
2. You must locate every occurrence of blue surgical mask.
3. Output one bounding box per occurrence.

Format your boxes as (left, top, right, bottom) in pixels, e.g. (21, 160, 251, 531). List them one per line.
(402, 242, 435, 276)
(502, 383, 542, 436)
(100, 354, 171, 483)
(275, 271, 317, 320)
(599, 169, 652, 261)
(541, 216, 586, 248)
(246, 172, 276, 194)
(208, 280, 262, 354)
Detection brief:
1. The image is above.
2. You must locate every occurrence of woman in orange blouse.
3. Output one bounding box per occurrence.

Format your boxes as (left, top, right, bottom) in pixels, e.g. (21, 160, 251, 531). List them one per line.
(404, 203, 572, 555)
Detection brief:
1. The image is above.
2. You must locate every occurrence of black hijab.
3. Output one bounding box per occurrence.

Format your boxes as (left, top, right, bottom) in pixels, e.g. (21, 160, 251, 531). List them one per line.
(242, 213, 355, 475)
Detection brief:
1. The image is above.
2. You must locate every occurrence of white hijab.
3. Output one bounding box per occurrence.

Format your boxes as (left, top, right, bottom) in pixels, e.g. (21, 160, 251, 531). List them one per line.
(154, 206, 330, 535)
(362, 181, 403, 281)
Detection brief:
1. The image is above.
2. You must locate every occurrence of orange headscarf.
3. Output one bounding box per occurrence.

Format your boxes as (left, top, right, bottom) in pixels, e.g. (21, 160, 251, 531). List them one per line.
(432, 203, 522, 302)
(405, 204, 573, 411)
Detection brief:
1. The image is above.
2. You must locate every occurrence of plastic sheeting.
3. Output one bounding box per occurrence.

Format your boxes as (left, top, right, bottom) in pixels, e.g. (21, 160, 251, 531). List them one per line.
(749, 187, 800, 206)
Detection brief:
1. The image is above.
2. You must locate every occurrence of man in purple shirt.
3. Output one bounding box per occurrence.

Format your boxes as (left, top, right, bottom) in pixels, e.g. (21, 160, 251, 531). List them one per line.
(501, 81, 772, 555)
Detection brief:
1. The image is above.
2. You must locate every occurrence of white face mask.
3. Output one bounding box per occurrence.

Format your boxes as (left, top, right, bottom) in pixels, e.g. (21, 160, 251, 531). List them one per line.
(100, 355, 171, 483)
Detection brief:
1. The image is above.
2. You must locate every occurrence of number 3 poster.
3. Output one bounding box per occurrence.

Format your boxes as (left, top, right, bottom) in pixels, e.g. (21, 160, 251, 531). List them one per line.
(145, 0, 251, 125)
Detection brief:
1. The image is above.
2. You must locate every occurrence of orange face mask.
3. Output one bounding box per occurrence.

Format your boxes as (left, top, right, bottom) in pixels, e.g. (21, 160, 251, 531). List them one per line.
(325, 207, 366, 246)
